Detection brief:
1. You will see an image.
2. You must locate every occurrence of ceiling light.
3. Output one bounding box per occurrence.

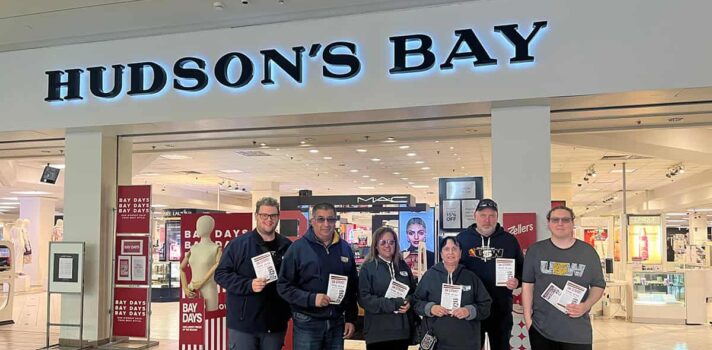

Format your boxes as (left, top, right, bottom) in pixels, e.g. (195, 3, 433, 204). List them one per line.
(356, 149, 368, 153)
(323, 156, 333, 160)
(688, 208, 712, 212)
(139, 172, 160, 176)
(412, 185, 430, 189)
(392, 172, 400, 175)
(665, 219, 686, 223)
(610, 169, 636, 173)
(160, 154, 191, 160)
(151, 204, 168, 208)
(408, 182, 415, 185)
(219, 169, 243, 173)
(421, 167, 431, 170)
(49, 164, 65, 169)
(383, 137, 397, 143)
(449, 146, 455, 150)
(11, 191, 51, 195)
(666, 213, 688, 216)
(362, 175, 370, 178)
(309, 149, 319, 153)
(370, 158, 381, 162)
(399, 145, 410, 149)
(415, 161, 425, 164)
(358, 186, 375, 190)
(1, 197, 18, 201)
(0, 206, 16, 210)
(350, 169, 359, 173)
(400, 177, 409, 180)
(0, 202, 20, 205)
(406, 153, 417, 157)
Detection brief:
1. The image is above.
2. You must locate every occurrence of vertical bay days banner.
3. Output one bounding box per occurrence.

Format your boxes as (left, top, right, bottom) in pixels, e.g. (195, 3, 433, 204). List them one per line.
(113, 287, 149, 338)
(502, 212, 537, 350)
(180, 213, 252, 350)
(116, 185, 152, 233)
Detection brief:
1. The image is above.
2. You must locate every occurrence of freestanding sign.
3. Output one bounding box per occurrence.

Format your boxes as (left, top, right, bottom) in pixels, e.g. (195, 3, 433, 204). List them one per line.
(116, 185, 152, 234)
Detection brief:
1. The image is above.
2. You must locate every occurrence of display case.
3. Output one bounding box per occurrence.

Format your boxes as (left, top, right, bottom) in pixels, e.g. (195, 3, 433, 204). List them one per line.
(151, 261, 180, 302)
(631, 270, 707, 324)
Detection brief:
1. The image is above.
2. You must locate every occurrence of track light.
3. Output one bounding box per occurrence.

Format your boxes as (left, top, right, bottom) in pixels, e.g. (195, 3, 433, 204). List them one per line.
(666, 163, 685, 178)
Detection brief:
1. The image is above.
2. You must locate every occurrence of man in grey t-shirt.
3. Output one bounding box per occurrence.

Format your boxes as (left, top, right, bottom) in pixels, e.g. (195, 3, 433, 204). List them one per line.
(522, 206, 605, 350)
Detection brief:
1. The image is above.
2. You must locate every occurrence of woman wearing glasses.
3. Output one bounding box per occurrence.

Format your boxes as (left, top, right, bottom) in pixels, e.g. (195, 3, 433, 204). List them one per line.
(358, 226, 417, 350)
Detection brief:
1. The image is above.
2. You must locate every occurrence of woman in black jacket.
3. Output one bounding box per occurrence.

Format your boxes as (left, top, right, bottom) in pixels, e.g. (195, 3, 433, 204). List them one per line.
(413, 236, 492, 350)
(358, 226, 417, 350)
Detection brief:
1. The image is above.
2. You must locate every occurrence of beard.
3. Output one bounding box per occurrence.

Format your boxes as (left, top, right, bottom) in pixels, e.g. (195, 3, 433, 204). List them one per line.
(476, 225, 496, 237)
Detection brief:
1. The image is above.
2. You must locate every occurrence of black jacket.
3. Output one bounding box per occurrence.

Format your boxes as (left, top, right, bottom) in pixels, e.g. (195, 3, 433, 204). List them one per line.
(214, 229, 292, 333)
(277, 227, 359, 322)
(456, 223, 524, 315)
(358, 257, 417, 344)
(414, 263, 492, 350)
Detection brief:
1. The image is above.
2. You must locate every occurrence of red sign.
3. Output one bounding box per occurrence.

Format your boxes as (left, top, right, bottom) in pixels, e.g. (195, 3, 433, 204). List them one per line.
(115, 235, 149, 285)
(113, 287, 148, 337)
(503, 212, 537, 254)
(180, 213, 252, 350)
(116, 185, 152, 234)
(179, 298, 205, 347)
(551, 200, 567, 209)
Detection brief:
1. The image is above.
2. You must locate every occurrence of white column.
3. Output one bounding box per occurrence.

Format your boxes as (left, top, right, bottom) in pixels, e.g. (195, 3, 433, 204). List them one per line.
(18, 196, 56, 288)
(250, 182, 281, 226)
(491, 102, 551, 241)
(59, 130, 131, 345)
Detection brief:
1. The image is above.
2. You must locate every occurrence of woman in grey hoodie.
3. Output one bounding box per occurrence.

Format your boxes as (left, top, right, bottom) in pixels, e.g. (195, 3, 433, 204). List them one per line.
(413, 236, 492, 350)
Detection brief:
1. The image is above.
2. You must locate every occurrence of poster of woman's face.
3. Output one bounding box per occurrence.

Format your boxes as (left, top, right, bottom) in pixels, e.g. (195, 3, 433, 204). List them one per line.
(398, 208, 436, 253)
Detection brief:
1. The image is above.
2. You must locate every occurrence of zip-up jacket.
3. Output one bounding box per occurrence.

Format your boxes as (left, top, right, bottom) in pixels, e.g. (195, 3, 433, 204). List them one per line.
(414, 262, 492, 350)
(277, 227, 358, 322)
(457, 223, 524, 315)
(358, 257, 417, 344)
(214, 229, 292, 333)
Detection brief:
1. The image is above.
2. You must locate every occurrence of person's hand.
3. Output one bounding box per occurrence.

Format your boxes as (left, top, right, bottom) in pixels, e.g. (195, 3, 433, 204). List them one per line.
(506, 277, 519, 290)
(183, 287, 196, 298)
(398, 300, 411, 313)
(343, 322, 355, 338)
(524, 317, 532, 330)
(252, 278, 268, 293)
(565, 303, 590, 318)
(315, 293, 331, 307)
(430, 304, 449, 317)
(451, 307, 470, 320)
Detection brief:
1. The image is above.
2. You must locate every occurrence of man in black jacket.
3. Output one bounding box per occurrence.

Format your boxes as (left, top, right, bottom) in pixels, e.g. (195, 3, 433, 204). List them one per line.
(214, 197, 292, 350)
(457, 199, 524, 350)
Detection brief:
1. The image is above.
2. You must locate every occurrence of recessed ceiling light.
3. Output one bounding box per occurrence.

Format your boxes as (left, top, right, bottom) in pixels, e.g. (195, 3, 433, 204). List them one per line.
(151, 204, 168, 208)
(358, 186, 375, 190)
(356, 149, 368, 153)
(299, 140, 307, 144)
(461, 166, 465, 169)
(421, 167, 431, 170)
(369, 178, 377, 182)
(392, 172, 400, 175)
(610, 169, 637, 173)
(399, 145, 410, 149)
(11, 191, 51, 195)
(362, 175, 370, 178)
(435, 140, 440, 143)
(299, 143, 312, 147)
(160, 154, 191, 160)
(259, 143, 267, 147)
(350, 169, 359, 173)
(49, 164, 65, 169)
(408, 182, 415, 185)
(1, 197, 18, 201)
(383, 137, 397, 143)
(400, 177, 409, 180)
(370, 158, 381, 162)
(449, 146, 455, 150)
(415, 160, 425, 164)
(219, 169, 243, 173)
(406, 153, 417, 157)
(323, 156, 333, 160)
(309, 149, 319, 153)
(666, 213, 688, 216)
(412, 185, 430, 189)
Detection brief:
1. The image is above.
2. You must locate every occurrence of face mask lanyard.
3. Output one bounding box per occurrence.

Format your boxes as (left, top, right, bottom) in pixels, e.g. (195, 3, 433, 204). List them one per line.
(481, 234, 493, 262)
(381, 256, 395, 280)
(447, 271, 453, 285)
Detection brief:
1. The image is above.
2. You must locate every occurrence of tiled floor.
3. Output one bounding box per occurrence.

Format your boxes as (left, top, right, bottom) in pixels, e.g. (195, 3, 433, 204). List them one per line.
(2, 292, 712, 349)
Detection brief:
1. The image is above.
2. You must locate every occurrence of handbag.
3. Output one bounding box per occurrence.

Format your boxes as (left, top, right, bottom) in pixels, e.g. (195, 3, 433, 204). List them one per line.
(413, 316, 437, 350)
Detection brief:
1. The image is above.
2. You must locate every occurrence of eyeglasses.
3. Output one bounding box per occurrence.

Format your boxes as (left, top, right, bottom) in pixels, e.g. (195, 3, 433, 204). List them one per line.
(315, 216, 338, 223)
(257, 213, 279, 220)
(378, 239, 396, 246)
(549, 217, 573, 224)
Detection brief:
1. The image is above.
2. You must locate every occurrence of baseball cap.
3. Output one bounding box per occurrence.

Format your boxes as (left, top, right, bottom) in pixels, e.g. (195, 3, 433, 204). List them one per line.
(476, 199, 498, 212)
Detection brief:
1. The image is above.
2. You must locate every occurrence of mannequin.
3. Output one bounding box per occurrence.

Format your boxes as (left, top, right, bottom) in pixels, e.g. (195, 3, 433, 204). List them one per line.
(9, 219, 25, 274)
(52, 219, 64, 242)
(21, 219, 31, 264)
(180, 215, 222, 311)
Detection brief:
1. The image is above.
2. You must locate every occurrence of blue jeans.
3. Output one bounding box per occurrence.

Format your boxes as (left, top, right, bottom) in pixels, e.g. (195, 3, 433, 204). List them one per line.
(292, 312, 345, 350)
(228, 328, 286, 350)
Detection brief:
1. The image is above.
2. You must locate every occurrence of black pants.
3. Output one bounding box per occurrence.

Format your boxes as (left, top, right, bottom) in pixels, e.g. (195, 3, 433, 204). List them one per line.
(528, 326, 592, 350)
(480, 307, 513, 350)
(365, 339, 410, 350)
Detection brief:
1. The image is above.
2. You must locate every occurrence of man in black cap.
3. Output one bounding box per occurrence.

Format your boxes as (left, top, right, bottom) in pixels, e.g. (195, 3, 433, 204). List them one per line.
(456, 199, 524, 350)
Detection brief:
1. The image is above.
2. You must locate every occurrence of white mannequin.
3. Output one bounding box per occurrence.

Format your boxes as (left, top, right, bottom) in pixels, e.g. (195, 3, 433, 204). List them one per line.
(9, 219, 25, 274)
(21, 218, 31, 264)
(180, 215, 222, 311)
(52, 219, 64, 242)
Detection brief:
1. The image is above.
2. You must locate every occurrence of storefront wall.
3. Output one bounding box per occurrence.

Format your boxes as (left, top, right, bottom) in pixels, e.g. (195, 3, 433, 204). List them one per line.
(1, 0, 711, 344)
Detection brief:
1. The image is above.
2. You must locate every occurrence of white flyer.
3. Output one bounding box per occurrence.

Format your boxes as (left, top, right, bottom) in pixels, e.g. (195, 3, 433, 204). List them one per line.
(557, 280, 587, 308)
(541, 283, 567, 313)
(251, 252, 278, 283)
(440, 283, 463, 311)
(495, 258, 515, 287)
(131, 256, 147, 282)
(384, 279, 410, 299)
(327, 274, 348, 304)
(58, 256, 75, 280)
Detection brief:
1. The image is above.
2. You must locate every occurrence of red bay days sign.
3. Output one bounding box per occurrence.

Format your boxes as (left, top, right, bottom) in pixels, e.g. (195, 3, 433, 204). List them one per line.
(116, 185, 152, 234)
(180, 213, 251, 350)
(113, 287, 148, 338)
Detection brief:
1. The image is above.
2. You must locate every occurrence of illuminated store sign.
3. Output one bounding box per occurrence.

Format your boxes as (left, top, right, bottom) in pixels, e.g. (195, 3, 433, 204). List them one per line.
(45, 21, 547, 102)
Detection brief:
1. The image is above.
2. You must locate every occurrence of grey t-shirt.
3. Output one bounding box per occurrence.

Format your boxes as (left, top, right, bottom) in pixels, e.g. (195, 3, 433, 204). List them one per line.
(522, 239, 606, 344)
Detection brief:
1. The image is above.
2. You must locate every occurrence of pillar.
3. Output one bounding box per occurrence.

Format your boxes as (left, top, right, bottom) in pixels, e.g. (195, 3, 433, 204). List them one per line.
(19, 196, 56, 288)
(491, 102, 551, 241)
(59, 129, 132, 346)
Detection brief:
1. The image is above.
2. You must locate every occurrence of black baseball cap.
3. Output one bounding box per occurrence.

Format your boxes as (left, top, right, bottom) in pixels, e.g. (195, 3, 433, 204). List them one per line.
(476, 199, 498, 212)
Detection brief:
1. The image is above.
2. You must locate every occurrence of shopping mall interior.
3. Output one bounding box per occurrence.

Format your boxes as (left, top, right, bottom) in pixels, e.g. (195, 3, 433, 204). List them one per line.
(1, 1, 712, 349)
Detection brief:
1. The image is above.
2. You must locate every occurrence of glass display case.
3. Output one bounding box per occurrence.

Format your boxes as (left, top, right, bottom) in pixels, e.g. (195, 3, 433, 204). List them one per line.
(631, 271, 686, 324)
(151, 261, 180, 302)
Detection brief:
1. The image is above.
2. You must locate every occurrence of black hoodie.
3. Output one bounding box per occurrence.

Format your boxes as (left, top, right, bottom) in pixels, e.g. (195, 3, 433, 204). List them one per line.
(456, 223, 524, 315)
(413, 262, 492, 350)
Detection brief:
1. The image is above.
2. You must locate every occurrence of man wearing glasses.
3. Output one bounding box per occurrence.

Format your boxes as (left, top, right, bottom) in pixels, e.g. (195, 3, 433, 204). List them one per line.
(215, 197, 293, 350)
(521, 206, 606, 350)
(278, 202, 359, 350)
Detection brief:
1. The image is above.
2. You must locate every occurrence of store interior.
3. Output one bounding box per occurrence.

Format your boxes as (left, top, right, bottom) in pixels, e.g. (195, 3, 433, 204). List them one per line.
(1, 87, 712, 346)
